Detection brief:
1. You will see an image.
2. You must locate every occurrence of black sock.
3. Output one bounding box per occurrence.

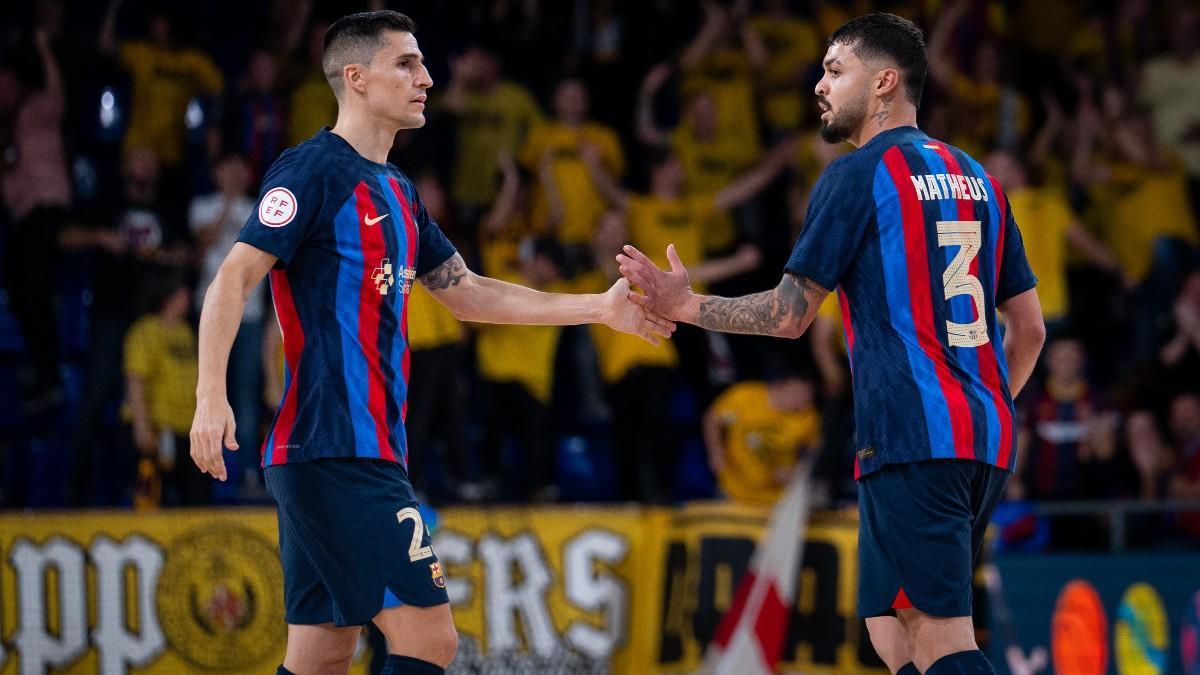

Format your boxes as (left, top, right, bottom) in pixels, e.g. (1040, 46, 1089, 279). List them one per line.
(926, 650, 996, 674)
(898, 663, 921, 675)
(277, 667, 296, 675)
(381, 654, 445, 675)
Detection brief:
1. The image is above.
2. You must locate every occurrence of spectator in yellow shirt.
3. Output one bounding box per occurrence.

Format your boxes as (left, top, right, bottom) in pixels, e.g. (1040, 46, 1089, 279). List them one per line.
(124, 274, 205, 507)
(441, 45, 543, 221)
(581, 139, 798, 291)
(473, 159, 564, 501)
(1072, 95, 1200, 356)
(703, 375, 821, 507)
(984, 149, 1125, 330)
(928, 0, 1030, 155)
(748, 0, 822, 135)
(99, 2, 224, 171)
(519, 78, 624, 246)
(677, 0, 767, 160)
(636, 63, 762, 254)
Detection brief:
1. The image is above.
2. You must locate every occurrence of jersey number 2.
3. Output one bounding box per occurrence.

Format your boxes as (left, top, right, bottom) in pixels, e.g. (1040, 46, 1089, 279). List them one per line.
(396, 507, 434, 562)
(936, 220, 990, 348)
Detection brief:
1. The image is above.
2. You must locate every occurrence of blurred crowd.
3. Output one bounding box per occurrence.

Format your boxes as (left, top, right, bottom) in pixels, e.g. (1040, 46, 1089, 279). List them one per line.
(1, 0, 1198, 550)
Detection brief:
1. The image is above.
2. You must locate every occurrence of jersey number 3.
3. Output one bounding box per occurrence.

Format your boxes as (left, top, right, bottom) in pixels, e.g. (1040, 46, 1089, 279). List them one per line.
(937, 220, 990, 348)
(396, 507, 434, 562)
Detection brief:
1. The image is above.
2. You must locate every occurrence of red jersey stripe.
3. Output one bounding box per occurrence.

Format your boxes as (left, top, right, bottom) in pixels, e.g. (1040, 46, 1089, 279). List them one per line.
(270, 269, 305, 464)
(352, 181, 396, 462)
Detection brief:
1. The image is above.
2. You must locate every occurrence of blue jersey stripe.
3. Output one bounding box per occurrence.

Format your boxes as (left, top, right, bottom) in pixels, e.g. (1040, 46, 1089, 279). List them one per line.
(376, 175, 411, 465)
(913, 142, 1000, 464)
(333, 194, 381, 459)
(872, 157, 954, 458)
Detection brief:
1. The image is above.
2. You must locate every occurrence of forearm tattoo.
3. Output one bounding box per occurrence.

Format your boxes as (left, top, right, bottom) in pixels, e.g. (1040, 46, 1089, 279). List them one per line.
(697, 274, 812, 336)
(420, 253, 467, 290)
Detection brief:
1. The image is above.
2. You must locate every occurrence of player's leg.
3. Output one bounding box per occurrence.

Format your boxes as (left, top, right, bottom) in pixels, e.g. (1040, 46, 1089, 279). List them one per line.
(372, 602, 458, 673)
(857, 465, 920, 674)
(894, 609, 986, 673)
(864, 616, 918, 674)
(858, 461, 997, 674)
(891, 463, 1010, 673)
(268, 470, 350, 675)
(280, 623, 361, 675)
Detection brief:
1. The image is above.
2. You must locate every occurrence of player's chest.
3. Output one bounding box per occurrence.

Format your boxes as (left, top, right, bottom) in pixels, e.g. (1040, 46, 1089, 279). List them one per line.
(318, 178, 421, 296)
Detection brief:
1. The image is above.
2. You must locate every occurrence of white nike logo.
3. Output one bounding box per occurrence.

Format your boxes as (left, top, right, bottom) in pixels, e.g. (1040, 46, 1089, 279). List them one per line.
(364, 213, 389, 226)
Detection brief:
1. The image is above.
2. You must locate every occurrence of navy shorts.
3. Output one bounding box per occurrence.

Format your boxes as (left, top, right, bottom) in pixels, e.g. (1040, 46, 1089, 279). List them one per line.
(265, 458, 449, 627)
(857, 459, 1008, 618)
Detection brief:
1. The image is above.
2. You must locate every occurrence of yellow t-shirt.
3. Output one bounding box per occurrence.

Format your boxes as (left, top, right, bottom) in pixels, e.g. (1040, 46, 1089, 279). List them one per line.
(1006, 186, 1073, 320)
(682, 50, 762, 159)
(450, 82, 544, 208)
(407, 283, 463, 351)
(670, 127, 758, 252)
(123, 316, 198, 434)
(1097, 163, 1199, 283)
(519, 121, 624, 245)
(711, 382, 820, 506)
(748, 15, 820, 131)
(119, 41, 225, 165)
(626, 193, 717, 292)
(473, 235, 561, 403)
(288, 70, 338, 147)
(573, 271, 678, 384)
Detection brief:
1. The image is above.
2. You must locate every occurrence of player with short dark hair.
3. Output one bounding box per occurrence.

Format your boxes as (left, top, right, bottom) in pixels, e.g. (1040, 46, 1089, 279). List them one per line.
(189, 11, 674, 675)
(618, 12, 1045, 675)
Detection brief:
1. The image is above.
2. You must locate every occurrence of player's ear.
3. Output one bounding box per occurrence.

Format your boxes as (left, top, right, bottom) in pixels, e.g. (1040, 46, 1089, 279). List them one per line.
(875, 67, 901, 98)
(343, 63, 368, 96)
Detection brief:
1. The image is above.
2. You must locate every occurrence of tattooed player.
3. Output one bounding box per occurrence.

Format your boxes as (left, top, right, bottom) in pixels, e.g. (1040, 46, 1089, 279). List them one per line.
(618, 13, 1044, 675)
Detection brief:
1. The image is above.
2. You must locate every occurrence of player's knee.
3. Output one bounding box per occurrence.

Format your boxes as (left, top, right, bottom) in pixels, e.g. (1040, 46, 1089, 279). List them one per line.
(427, 623, 458, 667)
(897, 610, 977, 671)
(866, 616, 913, 673)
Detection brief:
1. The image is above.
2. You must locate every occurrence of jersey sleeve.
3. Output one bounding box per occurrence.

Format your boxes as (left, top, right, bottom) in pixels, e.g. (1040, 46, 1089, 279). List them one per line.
(236, 150, 325, 266)
(784, 156, 871, 291)
(413, 193, 458, 277)
(996, 203, 1038, 304)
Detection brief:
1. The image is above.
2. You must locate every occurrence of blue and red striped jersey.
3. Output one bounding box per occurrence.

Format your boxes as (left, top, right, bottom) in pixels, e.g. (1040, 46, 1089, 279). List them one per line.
(785, 126, 1037, 478)
(237, 128, 457, 468)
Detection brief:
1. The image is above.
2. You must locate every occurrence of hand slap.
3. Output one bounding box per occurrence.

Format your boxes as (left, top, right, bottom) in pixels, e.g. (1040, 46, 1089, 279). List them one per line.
(616, 244, 692, 322)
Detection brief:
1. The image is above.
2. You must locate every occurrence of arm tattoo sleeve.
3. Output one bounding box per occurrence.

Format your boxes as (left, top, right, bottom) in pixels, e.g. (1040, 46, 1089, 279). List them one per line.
(696, 274, 813, 336)
(419, 253, 467, 290)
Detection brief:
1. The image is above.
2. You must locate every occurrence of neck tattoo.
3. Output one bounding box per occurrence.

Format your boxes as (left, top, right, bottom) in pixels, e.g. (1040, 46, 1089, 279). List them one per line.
(871, 94, 893, 128)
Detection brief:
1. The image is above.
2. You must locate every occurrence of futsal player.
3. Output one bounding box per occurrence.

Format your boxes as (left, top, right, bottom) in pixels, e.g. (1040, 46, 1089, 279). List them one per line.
(188, 11, 673, 675)
(617, 13, 1045, 675)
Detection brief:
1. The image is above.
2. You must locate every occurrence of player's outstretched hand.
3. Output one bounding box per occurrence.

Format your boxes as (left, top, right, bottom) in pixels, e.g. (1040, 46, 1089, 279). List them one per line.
(601, 277, 677, 345)
(189, 396, 239, 482)
(616, 244, 692, 323)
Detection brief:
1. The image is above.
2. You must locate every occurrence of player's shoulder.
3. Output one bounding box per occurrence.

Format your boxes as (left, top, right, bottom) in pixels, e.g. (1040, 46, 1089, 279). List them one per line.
(811, 148, 874, 197)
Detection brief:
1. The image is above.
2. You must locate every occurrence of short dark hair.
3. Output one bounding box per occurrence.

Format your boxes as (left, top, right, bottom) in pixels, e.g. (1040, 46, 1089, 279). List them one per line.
(829, 13, 928, 107)
(322, 11, 417, 95)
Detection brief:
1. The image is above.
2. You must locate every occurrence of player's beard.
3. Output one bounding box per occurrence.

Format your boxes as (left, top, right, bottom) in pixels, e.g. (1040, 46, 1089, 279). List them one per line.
(818, 90, 868, 144)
